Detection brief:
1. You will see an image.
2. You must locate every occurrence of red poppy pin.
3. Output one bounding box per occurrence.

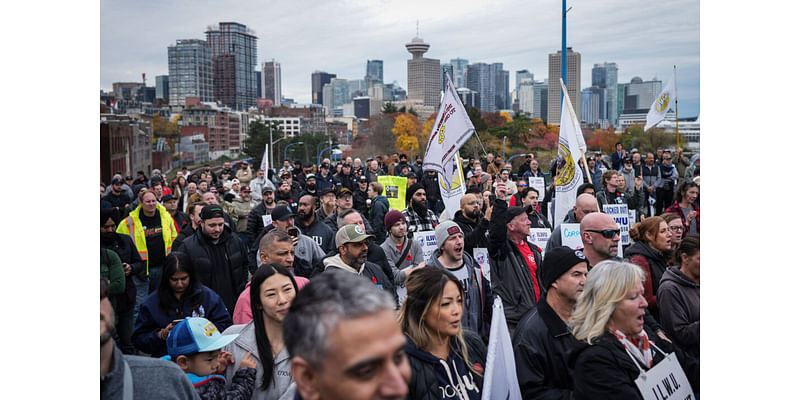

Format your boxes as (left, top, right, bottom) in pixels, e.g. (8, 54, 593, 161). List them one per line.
(406, 254, 412, 260)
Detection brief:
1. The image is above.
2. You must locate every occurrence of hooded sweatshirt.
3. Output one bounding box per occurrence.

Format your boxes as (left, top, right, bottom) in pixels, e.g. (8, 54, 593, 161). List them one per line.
(657, 267, 700, 359)
(428, 250, 492, 341)
(404, 336, 482, 400)
(322, 254, 397, 306)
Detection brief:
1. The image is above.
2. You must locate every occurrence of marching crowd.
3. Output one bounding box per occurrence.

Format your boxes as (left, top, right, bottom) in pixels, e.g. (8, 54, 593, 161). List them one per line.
(101, 145, 700, 400)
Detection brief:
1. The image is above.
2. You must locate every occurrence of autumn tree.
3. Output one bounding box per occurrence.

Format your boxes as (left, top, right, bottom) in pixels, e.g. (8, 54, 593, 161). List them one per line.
(153, 114, 178, 138)
(625, 125, 682, 154)
(392, 113, 422, 156)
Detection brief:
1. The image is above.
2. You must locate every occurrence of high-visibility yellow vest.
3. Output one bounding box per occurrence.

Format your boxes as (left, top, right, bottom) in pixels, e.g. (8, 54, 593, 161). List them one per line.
(116, 203, 178, 274)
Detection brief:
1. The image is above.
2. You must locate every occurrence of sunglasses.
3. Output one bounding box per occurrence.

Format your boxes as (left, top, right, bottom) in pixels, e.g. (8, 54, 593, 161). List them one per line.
(585, 229, 620, 239)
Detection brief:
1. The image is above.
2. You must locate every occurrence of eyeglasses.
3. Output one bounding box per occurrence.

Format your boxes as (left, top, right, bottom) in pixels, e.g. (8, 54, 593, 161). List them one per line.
(669, 226, 684, 232)
(519, 184, 528, 188)
(586, 229, 620, 239)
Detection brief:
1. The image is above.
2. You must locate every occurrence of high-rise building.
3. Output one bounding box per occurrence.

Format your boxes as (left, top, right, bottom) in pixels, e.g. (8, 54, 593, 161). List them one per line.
(205, 22, 258, 111)
(493, 63, 509, 110)
(456, 88, 480, 108)
(261, 60, 282, 105)
(533, 80, 548, 121)
(255, 71, 262, 100)
(621, 77, 662, 112)
(168, 39, 213, 106)
(518, 81, 535, 116)
(348, 79, 368, 99)
(450, 58, 469, 89)
(366, 60, 383, 83)
(547, 48, 581, 125)
(516, 70, 534, 98)
(581, 86, 605, 125)
(405, 35, 441, 107)
(311, 71, 336, 105)
(591, 62, 618, 126)
(322, 78, 350, 116)
(466, 63, 495, 112)
(155, 75, 169, 100)
(441, 63, 454, 90)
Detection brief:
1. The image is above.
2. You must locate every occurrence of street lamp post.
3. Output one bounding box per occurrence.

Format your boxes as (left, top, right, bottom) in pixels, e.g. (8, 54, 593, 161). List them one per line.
(317, 144, 338, 166)
(284, 142, 305, 163)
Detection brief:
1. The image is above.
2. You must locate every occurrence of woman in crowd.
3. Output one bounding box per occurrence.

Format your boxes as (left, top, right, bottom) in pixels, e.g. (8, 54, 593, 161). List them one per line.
(624, 216, 672, 322)
(132, 252, 232, 357)
(223, 263, 298, 400)
(116, 189, 178, 293)
(400, 268, 485, 400)
(659, 213, 684, 263)
(658, 234, 700, 359)
(569, 260, 699, 399)
(665, 181, 700, 237)
(170, 175, 188, 213)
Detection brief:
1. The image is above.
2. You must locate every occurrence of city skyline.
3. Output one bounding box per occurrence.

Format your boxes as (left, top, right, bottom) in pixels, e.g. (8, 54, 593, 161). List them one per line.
(101, 0, 700, 117)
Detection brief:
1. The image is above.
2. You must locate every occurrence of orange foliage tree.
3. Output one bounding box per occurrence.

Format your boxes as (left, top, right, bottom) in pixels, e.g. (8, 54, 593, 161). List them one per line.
(392, 113, 422, 156)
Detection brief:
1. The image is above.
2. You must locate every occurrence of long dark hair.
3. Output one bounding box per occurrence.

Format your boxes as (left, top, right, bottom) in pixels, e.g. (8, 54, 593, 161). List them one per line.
(250, 263, 298, 391)
(157, 252, 202, 317)
(674, 181, 699, 203)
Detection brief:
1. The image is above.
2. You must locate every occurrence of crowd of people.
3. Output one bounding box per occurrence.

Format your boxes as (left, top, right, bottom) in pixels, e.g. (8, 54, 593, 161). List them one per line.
(101, 145, 700, 399)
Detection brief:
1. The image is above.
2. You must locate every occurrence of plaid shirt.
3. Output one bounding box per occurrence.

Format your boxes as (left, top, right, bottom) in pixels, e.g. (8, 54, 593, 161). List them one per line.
(402, 207, 439, 234)
(664, 201, 699, 238)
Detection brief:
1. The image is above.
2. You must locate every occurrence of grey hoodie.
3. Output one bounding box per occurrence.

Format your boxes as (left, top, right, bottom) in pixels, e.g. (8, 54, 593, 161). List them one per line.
(657, 267, 700, 359)
(222, 322, 296, 400)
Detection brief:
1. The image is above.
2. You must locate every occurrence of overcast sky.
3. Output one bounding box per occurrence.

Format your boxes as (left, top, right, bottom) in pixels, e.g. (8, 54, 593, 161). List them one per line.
(100, 0, 700, 117)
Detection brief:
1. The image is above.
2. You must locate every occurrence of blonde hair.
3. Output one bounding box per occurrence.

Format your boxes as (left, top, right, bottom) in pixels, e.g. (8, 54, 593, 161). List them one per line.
(569, 260, 644, 344)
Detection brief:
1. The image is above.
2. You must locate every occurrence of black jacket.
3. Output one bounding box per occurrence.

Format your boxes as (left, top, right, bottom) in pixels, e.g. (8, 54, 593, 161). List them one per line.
(452, 210, 489, 256)
(246, 201, 274, 244)
(404, 331, 486, 400)
(295, 215, 335, 253)
(100, 233, 144, 313)
(568, 330, 700, 400)
(174, 227, 248, 313)
(488, 198, 544, 333)
(421, 173, 442, 203)
(512, 300, 580, 399)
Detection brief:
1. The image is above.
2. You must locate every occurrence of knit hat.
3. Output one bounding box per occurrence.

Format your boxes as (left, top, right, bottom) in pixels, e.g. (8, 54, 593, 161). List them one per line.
(435, 220, 463, 250)
(384, 209, 406, 230)
(406, 183, 425, 204)
(540, 246, 589, 291)
(166, 317, 238, 360)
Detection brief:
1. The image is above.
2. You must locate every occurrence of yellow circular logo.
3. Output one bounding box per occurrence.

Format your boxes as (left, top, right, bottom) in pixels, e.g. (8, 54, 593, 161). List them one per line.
(655, 93, 670, 112)
(437, 125, 446, 144)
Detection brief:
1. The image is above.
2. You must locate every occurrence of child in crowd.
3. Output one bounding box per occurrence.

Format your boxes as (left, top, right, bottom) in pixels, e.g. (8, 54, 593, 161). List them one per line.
(166, 317, 257, 399)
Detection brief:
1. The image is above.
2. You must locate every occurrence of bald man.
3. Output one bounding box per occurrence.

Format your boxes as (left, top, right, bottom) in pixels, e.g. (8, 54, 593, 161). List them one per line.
(580, 212, 622, 266)
(545, 193, 598, 253)
(453, 193, 490, 254)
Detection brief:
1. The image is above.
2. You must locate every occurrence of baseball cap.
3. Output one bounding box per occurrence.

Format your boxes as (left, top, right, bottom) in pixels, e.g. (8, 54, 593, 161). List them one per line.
(505, 206, 526, 224)
(166, 317, 238, 359)
(358, 176, 368, 182)
(261, 181, 275, 194)
(271, 205, 296, 221)
(111, 177, 124, 185)
(241, 186, 251, 192)
(305, 174, 317, 180)
(280, 171, 291, 178)
(335, 224, 374, 247)
(336, 187, 353, 198)
(200, 205, 225, 220)
(321, 187, 336, 196)
(161, 194, 176, 202)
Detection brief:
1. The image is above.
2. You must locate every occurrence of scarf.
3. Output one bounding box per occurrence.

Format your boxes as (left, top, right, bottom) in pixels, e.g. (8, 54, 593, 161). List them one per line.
(613, 329, 653, 368)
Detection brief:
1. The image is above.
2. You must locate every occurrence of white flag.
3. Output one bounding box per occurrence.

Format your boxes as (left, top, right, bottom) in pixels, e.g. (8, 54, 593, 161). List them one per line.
(423, 73, 475, 187)
(644, 67, 677, 131)
(438, 153, 466, 220)
(481, 297, 523, 400)
(260, 143, 269, 173)
(553, 80, 585, 226)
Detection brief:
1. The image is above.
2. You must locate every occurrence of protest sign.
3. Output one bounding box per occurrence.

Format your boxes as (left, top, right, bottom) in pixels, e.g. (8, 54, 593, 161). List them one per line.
(560, 223, 582, 249)
(603, 204, 630, 245)
(413, 230, 438, 263)
(261, 214, 273, 227)
(633, 352, 695, 400)
(529, 177, 545, 201)
(473, 248, 491, 283)
(528, 228, 551, 255)
(378, 175, 407, 211)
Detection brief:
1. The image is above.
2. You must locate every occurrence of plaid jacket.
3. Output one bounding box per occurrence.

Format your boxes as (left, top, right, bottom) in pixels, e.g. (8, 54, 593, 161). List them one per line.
(665, 202, 699, 238)
(402, 207, 439, 234)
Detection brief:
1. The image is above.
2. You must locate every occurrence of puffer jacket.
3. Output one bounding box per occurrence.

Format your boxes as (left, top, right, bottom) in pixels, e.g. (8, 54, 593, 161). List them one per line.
(404, 331, 486, 400)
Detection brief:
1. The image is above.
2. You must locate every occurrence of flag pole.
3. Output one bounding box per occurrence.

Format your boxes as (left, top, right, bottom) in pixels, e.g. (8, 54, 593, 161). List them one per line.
(674, 65, 680, 150)
(560, 78, 598, 212)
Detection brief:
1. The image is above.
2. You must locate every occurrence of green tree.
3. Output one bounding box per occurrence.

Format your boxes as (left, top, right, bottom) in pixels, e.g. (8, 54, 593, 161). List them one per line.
(243, 119, 282, 167)
(382, 102, 398, 114)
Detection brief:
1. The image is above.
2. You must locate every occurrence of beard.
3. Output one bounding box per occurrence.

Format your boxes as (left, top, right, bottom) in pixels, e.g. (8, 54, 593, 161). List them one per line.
(101, 232, 116, 245)
(306, 184, 316, 191)
(466, 207, 482, 220)
(411, 200, 428, 219)
(100, 320, 116, 346)
(299, 210, 314, 222)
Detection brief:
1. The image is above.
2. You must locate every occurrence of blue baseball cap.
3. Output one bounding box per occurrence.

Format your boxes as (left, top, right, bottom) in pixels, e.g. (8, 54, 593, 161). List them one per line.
(166, 317, 238, 359)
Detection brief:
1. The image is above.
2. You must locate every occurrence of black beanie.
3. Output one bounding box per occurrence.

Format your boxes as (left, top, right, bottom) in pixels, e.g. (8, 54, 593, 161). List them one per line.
(540, 246, 589, 291)
(407, 183, 425, 204)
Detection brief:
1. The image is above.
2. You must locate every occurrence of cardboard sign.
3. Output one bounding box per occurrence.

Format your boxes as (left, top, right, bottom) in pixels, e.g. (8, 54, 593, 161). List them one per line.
(633, 352, 695, 400)
(473, 248, 491, 283)
(529, 177, 546, 200)
(378, 175, 407, 212)
(629, 209, 637, 225)
(413, 230, 438, 263)
(560, 223, 583, 250)
(528, 228, 551, 255)
(602, 204, 630, 245)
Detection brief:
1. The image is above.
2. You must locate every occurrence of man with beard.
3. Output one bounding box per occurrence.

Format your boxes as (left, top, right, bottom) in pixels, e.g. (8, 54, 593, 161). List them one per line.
(428, 221, 493, 341)
(453, 193, 490, 255)
(302, 174, 320, 201)
(322, 188, 373, 235)
(103, 176, 132, 221)
(181, 182, 197, 213)
(323, 224, 396, 305)
(512, 247, 589, 398)
(174, 205, 248, 312)
(246, 182, 277, 244)
(316, 187, 337, 221)
(335, 163, 358, 192)
(275, 180, 298, 212)
(101, 209, 144, 354)
(279, 170, 305, 200)
(380, 210, 426, 292)
(249, 168, 268, 197)
(352, 176, 369, 215)
(545, 193, 598, 253)
(296, 194, 335, 253)
(401, 183, 439, 235)
(641, 152, 660, 215)
(100, 279, 200, 400)
(249, 203, 326, 278)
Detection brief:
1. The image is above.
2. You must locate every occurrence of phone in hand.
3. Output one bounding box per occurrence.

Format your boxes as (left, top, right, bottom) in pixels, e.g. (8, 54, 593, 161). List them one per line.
(288, 227, 299, 237)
